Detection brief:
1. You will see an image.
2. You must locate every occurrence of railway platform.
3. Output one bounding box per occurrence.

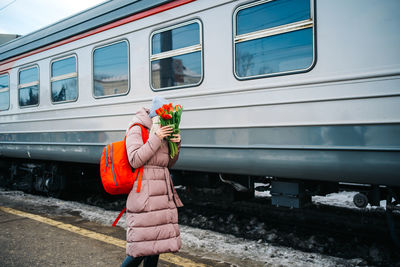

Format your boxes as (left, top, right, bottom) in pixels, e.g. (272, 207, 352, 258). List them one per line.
(0, 205, 227, 267)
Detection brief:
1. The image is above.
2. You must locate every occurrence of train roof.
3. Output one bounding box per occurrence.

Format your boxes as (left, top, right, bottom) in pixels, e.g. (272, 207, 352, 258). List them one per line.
(0, 0, 173, 63)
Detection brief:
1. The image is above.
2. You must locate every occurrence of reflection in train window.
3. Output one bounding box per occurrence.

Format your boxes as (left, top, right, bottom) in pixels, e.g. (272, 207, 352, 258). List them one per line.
(234, 0, 314, 79)
(51, 55, 78, 103)
(0, 74, 9, 111)
(18, 66, 39, 107)
(93, 40, 129, 98)
(151, 20, 202, 90)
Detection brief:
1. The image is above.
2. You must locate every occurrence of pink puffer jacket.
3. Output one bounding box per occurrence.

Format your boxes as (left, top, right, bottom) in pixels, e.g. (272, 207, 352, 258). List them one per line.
(125, 107, 183, 257)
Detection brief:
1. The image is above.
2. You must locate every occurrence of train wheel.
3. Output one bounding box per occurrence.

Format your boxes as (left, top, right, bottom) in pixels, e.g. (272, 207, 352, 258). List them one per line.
(0, 161, 12, 188)
(353, 193, 368, 208)
(386, 189, 400, 248)
(33, 164, 67, 198)
(44, 165, 67, 198)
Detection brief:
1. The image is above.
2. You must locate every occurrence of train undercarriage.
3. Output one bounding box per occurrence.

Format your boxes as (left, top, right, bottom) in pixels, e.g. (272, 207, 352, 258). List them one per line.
(0, 157, 399, 209)
(0, 157, 399, 247)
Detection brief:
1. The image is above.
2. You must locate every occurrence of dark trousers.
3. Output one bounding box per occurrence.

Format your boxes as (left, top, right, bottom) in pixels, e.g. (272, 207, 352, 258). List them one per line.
(121, 255, 159, 267)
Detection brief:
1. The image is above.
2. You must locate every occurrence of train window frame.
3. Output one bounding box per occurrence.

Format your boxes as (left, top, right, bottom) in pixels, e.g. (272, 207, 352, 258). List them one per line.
(233, 0, 316, 80)
(0, 73, 10, 111)
(0, 72, 10, 112)
(149, 19, 204, 91)
(18, 65, 40, 108)
(92, 39, 130, 99)
(50, 54, 79, 104)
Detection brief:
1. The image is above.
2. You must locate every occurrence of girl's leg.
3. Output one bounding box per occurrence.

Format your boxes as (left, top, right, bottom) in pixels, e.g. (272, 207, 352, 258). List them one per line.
(121, 255, 144, 267)
(143, 254, 159, 267)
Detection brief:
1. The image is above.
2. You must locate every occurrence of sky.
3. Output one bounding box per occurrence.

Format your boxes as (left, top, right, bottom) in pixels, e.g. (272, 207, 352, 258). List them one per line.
(0, 0, 106, 36)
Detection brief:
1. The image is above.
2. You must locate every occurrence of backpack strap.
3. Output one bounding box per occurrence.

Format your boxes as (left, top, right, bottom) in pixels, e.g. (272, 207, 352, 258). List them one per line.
(125, 123, 149, 193)
(112, 124, 149, 227)
(124, 123, 149, 143)
(112, 207, 126, 227)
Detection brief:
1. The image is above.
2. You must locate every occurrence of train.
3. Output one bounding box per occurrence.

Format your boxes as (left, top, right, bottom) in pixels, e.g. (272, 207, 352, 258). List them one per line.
(0, 0, 399, 209)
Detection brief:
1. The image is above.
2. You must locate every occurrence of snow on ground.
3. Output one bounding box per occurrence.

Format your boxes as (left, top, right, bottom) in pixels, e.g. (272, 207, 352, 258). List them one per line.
(0, 188, 124, 226)
(0, 188, 364, 266)
(179, 225, 363, 267)
(254, 183, 271, 198)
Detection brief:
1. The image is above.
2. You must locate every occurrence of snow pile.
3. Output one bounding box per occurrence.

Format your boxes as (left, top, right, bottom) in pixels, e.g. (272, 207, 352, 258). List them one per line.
(179, 225, 362, 267)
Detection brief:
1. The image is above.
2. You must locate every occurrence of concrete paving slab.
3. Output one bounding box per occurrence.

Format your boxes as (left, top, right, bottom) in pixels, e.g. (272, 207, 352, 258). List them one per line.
(0, 209, 127, 267)
(0, 205, 228, 267)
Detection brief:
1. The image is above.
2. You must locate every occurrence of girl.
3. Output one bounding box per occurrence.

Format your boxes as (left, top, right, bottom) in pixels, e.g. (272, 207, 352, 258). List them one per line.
(121, 97, 183, 267)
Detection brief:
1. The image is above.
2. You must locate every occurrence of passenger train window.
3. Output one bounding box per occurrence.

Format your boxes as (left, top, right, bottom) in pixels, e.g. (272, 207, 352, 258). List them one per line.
(51, 55, 78, 103)
(18, 66, 39, 107)
(0, 74, 10, 111)
(234, 0, 314, 79)
(150, 20, 203, 90)
(93, 40, 129, 98)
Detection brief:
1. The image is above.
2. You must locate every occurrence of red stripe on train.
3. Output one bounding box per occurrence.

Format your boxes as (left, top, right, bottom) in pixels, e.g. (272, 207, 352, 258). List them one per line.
(0, 0, 196, 73)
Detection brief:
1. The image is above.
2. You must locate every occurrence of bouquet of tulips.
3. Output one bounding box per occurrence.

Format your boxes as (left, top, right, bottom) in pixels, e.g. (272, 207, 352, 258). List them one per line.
(155, 103, 183, 158)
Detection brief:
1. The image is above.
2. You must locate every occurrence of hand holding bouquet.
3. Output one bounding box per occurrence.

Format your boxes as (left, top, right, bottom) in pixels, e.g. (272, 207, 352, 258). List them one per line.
(155, 103, 183, 158)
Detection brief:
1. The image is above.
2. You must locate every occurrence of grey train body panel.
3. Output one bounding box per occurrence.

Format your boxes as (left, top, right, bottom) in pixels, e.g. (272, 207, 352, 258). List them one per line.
(1, 124, 400, 186)
(1, 0, 400, 187)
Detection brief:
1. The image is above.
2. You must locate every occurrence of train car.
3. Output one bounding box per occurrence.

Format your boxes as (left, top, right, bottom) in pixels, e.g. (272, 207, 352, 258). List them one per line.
(0, 0, 399, 208)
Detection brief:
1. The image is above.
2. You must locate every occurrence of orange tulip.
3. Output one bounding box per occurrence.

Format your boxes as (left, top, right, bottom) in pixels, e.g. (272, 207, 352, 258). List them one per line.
(155, 108, 164, 116)
(162, 104, 170, 112)
(161, 113, 172, 120)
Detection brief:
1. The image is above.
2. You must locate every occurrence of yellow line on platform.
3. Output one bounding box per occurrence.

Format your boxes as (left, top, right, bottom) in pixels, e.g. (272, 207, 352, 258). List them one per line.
(0, 206, 209, 267)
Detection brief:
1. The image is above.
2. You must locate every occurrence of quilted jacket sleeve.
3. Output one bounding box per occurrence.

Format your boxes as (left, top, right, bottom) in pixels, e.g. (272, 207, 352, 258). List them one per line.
(126, 126, 162, 169)
(168, 142, 181, 168)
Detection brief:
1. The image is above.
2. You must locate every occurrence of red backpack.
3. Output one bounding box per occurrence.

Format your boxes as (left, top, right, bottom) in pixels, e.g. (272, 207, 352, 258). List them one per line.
(100, 123, 149, 227)
(100, 123, 149, 195)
